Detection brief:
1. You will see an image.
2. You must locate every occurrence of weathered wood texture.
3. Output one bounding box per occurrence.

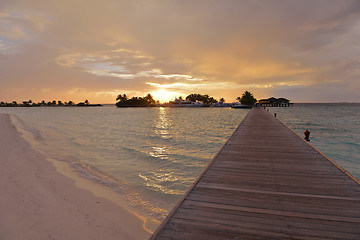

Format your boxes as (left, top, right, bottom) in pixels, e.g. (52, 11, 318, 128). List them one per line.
(150, 107, 360, 240)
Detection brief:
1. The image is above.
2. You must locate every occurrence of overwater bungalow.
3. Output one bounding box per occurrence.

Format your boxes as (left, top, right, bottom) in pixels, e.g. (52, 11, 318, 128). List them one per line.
(259, 97, 292, 107)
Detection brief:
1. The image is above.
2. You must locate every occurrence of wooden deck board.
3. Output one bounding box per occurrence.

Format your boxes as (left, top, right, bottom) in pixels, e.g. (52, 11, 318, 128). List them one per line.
(150, 107, 360, 240)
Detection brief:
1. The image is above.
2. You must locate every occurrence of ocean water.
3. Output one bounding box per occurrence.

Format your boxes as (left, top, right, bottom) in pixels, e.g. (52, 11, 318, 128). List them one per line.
(1, 103, 359, 224)
(0, 106, 248, 221)
(268, 103, 360, 180)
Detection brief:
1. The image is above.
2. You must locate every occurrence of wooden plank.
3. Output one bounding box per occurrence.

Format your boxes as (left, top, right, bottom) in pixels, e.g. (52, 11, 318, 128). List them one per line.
(195, 182, 360, 201)
(172, 209, 360, 239)
(176, 204, 360, 230)
(186, 193, 360, 219)
(150, 107, 360, 240)
(180, 200, 360, 223)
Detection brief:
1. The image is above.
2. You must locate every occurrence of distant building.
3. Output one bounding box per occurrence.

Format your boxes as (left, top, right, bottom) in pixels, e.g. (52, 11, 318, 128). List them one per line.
(259, 97, 292, 107)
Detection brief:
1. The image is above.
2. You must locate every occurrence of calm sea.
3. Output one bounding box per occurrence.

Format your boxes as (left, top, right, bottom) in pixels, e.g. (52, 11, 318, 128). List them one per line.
(0, 106, 248, 221)
(1, 103, 359, 223)
(268, 103, 360, 180)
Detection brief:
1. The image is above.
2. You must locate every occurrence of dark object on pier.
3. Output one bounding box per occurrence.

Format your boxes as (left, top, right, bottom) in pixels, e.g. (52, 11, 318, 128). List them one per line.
(274, 113, 277, 117)
(304, 130, 310, 141)
(259, 97, 292, 107)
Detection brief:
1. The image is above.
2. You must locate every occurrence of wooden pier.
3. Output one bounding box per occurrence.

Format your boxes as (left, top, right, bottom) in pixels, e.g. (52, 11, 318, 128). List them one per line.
(150, 107, 360, 240)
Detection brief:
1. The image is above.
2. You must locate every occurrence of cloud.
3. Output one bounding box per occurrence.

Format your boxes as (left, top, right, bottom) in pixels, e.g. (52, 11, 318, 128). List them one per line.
(0, 9, 51, 54)
(56, 48, 204, 84)
(0, 0, 360, 103)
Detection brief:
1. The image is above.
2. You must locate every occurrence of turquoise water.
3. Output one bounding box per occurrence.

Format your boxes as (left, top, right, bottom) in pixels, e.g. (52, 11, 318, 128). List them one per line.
(1, 104, 359, 222)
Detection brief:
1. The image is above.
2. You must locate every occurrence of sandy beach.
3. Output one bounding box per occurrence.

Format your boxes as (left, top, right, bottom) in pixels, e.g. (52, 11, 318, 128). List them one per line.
(0, 114, 151, 240)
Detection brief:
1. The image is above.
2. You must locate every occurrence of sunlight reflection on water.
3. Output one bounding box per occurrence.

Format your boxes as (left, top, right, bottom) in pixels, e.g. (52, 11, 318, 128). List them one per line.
(0, 106, 248, 221)
(2, 104, 359, 222)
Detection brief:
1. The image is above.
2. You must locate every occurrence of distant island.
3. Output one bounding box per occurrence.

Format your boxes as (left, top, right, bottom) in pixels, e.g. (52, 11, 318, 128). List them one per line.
(0, 99, 102, 107)
(116, 93, 222, 107)
(116, 94, 156, 107)
(115, 91, 292, 108)
(116, 93, 251, 108)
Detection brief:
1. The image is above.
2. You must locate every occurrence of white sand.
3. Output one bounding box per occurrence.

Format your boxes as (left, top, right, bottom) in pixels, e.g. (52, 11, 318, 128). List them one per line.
(0, 114, 151, 240)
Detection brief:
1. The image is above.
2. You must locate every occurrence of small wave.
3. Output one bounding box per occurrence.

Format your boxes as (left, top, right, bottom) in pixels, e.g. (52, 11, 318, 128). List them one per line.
(71, 161, 168, 220)
(139, 169, 194, 195)
(10, 115, 44, 142)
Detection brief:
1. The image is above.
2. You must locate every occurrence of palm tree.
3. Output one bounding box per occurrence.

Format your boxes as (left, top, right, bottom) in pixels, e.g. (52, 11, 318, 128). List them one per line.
(23, 100, 33, 106)
(144, 93, 155, 104)
(116, 94, 128, 102)
(237, 91, 257, 105)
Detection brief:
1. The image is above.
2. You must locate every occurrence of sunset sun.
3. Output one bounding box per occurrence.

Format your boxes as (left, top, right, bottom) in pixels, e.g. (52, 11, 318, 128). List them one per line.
(151, 89, 180, 103)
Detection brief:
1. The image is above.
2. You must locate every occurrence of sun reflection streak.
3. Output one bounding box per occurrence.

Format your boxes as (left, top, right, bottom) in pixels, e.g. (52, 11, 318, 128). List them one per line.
(149, 146, 169, 160)
(154, 107, 172, 139)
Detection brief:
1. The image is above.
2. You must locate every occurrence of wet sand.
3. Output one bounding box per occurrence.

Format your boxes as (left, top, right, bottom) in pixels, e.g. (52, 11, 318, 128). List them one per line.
(0, 114, 150, 240)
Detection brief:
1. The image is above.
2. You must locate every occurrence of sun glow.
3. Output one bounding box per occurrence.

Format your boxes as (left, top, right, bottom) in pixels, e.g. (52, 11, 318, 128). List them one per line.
(151, 89, 180, 103)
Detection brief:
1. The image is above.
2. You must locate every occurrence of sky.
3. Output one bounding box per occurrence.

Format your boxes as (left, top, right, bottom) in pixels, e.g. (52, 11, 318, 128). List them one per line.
(1, 0, 360, 103)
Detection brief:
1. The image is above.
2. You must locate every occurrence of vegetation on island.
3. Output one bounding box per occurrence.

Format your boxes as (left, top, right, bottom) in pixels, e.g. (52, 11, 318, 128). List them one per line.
(115, 93, 227, 107)
(0, 99, 101, 107)
(116, 93, 156, 107)
(237, 91, 257, 106)
(185, 94, 217, 104)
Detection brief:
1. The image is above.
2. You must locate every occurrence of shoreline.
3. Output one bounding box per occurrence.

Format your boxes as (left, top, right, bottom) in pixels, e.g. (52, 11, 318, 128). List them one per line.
(0, 114, 151, 239)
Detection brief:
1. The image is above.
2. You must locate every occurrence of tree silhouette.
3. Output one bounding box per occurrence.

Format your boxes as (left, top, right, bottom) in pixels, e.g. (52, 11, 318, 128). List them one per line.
(116, 93, 156, 106)
(0, 99, 92, 107)
(185, 94, 217, 104)
(237, 91, 257, 105)
(144, 94, 155, 104)
(116, 94, 128, 102)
